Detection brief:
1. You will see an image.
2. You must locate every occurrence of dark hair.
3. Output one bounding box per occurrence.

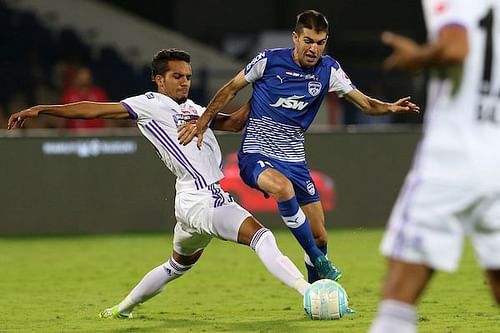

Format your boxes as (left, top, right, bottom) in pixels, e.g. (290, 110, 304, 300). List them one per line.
(294, 10, 329, 34)
(151, 48, 191, 80)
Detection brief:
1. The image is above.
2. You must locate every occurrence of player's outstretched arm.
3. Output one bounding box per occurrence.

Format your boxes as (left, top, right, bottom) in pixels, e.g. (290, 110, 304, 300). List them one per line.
(381, 27, 468, 72)
(178, 70, 249, 147)
(7, 102, 129, 129)
(345, 89, 420, 115)
(211, 101, 251, 132)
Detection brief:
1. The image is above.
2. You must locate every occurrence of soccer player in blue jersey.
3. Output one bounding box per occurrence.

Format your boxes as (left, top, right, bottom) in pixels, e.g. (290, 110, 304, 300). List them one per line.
(179, 10, 419, 282)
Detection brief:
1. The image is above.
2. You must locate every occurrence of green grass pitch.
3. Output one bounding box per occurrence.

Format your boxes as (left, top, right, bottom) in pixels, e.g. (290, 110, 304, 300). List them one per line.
(0, 229, 498, 333)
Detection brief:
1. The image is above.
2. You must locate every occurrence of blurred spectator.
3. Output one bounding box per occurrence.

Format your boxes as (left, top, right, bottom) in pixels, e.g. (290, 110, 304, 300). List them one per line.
(62, 66, 109, 129)
(0, 105, 7, 129)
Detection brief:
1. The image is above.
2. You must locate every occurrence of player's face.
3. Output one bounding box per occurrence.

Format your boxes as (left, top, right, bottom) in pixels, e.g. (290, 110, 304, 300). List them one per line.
(156, 60, 192, 103)
(292, 28, 328, 68)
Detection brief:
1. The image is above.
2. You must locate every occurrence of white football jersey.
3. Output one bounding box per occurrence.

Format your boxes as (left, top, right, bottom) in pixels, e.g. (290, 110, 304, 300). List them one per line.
(416, 0, 500, 184)
(121, 92, 224, 192)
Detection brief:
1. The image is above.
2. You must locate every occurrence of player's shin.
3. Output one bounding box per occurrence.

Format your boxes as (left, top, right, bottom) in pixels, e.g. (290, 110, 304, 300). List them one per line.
(251, 227, 310, 295)
(277, 197, 324, 262)
(305, 244, 327, 283)
(117, 258, 193, 315)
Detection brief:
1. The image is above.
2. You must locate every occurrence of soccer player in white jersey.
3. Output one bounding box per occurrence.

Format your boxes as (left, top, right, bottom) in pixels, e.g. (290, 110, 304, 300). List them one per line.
(369, 1, 500, 332)
(7, 48, 311, 319)
(179, 10, 420, 283)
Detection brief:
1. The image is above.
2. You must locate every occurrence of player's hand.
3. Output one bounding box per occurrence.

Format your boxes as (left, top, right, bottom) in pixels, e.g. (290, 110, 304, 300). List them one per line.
(178, 121, 205, 149)
(7, 106, 41, 129)
(381, 31, 421, 72)
(388, 96, 420, 113)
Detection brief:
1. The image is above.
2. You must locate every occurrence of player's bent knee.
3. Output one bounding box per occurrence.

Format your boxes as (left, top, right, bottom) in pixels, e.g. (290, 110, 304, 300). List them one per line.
(258, 170, 294, 199)
(172, 249, 203, 266)
(238, 216, 264, 245)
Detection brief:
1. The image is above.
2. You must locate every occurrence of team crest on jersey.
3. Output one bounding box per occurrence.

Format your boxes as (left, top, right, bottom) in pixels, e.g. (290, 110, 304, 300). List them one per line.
(308, 81, 322, 96)
(306, 180, 316, 196)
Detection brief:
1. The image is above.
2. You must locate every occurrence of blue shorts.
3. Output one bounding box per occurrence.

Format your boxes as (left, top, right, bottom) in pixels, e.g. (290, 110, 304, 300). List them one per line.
(238, 152, 320, 205)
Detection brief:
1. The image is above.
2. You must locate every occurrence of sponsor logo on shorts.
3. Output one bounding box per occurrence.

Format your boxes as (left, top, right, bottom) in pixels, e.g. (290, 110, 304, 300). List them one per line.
(306, 180, 316, 195)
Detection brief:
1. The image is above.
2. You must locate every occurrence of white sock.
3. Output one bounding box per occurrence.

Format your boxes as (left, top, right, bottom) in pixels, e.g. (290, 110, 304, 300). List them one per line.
(251, 228, 310, 295)
(117, 257, 192, 314)
(368, 299, 417, 333)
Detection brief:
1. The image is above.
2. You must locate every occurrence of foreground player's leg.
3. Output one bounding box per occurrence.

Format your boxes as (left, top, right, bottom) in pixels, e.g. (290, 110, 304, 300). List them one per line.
(485, 269, 500, 305)
(369, 259, 433, 333)
(238, 217, 310, 295)
(100, 251, 200, 319)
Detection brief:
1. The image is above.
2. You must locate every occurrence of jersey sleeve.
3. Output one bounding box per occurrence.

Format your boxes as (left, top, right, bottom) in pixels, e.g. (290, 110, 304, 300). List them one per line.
(244, 51, 268, 83)
(328, 61, 355, 97)
(120, 92, 157, 121)
(423, 0, 471, 37)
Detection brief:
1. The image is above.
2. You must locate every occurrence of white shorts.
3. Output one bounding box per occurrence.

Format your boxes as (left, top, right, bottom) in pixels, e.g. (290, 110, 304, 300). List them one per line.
(381, 173, 500, 271)
(173, 183, 252, 256)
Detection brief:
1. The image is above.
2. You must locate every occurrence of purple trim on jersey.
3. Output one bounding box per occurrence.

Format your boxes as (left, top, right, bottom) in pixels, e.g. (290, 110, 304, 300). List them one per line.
(152, 120, 208, 188)
(145, 123, 201, 189)
(145, 122, 207, 190)
(437, 22, 466, 35)
(120, 101, 138, 120)
(150, 120, 208, 189)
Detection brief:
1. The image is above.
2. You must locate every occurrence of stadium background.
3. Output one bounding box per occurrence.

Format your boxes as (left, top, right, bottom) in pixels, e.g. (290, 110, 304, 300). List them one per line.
(1, 0, 425, 235)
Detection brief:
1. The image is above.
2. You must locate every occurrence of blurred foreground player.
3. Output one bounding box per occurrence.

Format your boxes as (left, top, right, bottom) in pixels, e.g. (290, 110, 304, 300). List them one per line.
(369, 1, 500, 332)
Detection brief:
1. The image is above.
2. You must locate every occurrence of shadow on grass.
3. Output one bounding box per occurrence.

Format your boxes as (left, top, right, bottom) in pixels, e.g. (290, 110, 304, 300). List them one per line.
(105, 316, 306, 333)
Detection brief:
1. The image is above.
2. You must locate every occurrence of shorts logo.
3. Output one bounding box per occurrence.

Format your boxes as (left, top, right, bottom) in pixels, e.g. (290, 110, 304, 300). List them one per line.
(306, 180, 316, 196)
(308, 81, 322, 96)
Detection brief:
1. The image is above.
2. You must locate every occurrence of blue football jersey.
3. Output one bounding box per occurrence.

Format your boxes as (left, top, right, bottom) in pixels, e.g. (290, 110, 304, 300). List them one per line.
(242, 48, 354, 162)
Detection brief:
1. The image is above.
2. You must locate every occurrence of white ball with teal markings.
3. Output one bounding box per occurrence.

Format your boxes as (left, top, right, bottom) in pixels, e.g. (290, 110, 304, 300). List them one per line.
(303, 279, 349, 320)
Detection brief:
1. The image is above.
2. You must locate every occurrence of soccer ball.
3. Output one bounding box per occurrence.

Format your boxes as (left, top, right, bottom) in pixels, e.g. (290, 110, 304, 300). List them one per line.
(303, 279, 349, 320)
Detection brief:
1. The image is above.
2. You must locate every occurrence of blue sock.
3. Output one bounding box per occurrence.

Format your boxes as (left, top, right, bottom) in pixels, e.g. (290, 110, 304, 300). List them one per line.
(306, 244, 327, 283)
(278, 197, 323, 262)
